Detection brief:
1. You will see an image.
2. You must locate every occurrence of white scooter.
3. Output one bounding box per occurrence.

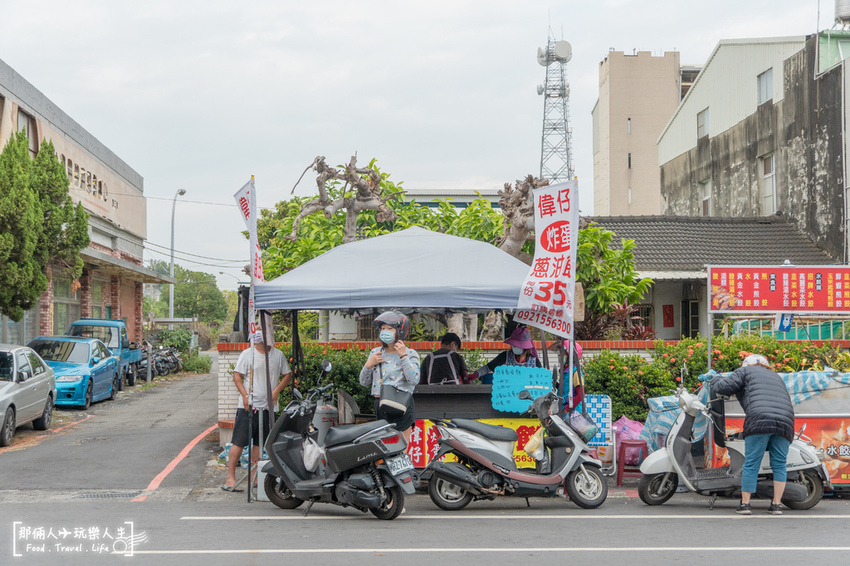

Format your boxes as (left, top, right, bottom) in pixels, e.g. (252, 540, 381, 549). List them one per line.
(638, 382, 830, 509)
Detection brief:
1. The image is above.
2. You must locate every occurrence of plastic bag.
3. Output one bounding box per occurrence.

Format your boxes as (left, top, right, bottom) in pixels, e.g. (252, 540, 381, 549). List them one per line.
(523, 428, 545, 460)
(302, 438, 325, 472)
(569, 411, 599, 443)
(614, 415, 646, 465)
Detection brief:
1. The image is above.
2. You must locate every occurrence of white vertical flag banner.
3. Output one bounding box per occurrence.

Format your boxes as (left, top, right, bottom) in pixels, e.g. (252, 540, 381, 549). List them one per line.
(514, 180, 579, 339)
(234, 178, 265, 337)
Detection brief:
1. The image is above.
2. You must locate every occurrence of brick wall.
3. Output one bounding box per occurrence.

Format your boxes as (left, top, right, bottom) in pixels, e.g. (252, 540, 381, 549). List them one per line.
(110, 276, 121, 320)
(39, 271, 53, 336)
(80, 271, 92, 318)
(133, 281, 143, 341)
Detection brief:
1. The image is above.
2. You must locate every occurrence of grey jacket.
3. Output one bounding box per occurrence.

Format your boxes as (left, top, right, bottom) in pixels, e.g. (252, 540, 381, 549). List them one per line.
(711, 365, 795, 441)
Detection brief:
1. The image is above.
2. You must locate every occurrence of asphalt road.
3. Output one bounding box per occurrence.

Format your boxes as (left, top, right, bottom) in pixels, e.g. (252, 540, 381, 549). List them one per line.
(1, 352, 848, 566)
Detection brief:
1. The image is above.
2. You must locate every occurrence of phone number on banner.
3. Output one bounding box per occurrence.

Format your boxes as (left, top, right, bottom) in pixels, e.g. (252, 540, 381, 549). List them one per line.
(515, 308, 571, 335)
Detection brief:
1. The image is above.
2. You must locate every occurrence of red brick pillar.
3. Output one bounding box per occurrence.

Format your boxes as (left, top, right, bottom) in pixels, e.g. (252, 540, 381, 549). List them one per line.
(39, 269, 54, 335)
(111, 276, 121, 321)
(80, 270, 92, 318)
(134, 281, 143, 343)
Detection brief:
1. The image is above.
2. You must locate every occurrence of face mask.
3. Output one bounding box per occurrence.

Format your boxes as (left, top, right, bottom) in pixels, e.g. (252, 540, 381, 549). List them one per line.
(379, 329, 396, 345)
(512, 346, 524, 355)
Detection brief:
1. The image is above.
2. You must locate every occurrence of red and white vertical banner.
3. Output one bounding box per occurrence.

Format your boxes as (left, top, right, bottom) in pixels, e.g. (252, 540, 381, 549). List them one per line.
(234, 178, 265, 338)
(514, 180, 579, 340)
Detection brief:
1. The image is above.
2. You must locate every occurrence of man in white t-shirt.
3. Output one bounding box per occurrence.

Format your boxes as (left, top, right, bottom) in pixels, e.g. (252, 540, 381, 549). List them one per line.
(223, 330, 291, 492)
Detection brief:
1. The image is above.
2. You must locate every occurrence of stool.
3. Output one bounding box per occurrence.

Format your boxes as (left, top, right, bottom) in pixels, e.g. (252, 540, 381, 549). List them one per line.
(616, 438, 647, 486)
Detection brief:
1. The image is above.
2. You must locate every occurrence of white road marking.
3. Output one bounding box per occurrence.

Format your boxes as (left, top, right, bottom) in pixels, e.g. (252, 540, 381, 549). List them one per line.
(181, 513, 850, 521)
(134, 546, 850, 555)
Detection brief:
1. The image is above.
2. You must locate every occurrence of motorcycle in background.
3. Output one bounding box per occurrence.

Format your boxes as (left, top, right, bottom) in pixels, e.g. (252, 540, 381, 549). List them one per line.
(638, 382, 829, 509)
(425, 389, 608, 510)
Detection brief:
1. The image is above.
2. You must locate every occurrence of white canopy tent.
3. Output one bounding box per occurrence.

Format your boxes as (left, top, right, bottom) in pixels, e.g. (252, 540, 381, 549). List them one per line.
(254, 227, 531, 313)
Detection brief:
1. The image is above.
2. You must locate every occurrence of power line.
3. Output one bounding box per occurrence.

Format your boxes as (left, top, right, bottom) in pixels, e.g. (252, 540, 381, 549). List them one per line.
(107, 190, 279, 211)
(143, 246, 248, 269)
(144, 240, 246, 262)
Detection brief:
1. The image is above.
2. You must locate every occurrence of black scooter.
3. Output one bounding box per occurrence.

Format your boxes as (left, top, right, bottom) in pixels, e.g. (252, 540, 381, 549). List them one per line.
(262, 362, 417, 520)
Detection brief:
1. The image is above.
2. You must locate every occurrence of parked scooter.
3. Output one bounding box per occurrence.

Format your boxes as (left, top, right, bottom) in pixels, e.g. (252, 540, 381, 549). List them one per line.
(425, 389, 608, 510)
(638, 381, 830, 509)
(262, 361, 417, 520)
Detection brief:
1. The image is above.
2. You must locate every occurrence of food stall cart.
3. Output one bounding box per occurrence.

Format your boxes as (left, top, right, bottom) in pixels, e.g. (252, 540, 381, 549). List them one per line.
(254, 227, 559, 468)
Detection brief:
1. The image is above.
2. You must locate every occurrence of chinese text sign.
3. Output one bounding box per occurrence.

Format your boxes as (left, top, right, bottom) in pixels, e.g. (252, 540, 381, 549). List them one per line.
(515, 181, 579, 338)
(708, 266, 850, 314)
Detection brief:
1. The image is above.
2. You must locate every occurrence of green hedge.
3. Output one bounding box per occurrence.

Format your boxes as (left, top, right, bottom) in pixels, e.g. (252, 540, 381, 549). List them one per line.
(584, 336, 844, 422)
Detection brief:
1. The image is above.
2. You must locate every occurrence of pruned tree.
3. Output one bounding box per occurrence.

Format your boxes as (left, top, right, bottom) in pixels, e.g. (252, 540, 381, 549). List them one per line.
(287, 155, 399, 244)
(496, 175, 548, 263)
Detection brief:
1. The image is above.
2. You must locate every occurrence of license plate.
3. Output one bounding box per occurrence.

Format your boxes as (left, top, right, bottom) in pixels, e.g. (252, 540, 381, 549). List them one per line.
(386, 454, 413, 476)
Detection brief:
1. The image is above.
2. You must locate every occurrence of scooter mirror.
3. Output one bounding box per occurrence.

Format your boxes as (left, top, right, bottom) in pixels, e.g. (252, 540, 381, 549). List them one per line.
(293, 388, 303, 400)
(321, 360, 332, 372)
(517, 390, 533, 400)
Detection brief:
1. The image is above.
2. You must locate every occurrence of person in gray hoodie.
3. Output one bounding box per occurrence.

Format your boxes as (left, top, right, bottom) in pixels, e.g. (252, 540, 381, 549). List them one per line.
(712, 354, 795, 515)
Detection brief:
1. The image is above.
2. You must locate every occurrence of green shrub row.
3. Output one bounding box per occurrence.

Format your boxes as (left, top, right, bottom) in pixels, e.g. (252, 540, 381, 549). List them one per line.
(182, 352, 212, 374)
(582, 336, 844, 422)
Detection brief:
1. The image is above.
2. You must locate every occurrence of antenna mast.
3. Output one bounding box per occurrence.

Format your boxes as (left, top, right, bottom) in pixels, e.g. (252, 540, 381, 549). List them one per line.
(537, 34, 574, 183)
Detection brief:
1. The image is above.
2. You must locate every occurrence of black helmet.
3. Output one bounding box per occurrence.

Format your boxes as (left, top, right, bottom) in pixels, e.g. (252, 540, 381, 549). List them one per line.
(373, 311, 411, 341)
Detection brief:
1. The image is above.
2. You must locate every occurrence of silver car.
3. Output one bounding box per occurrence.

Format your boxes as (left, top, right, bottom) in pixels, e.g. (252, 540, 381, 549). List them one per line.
(0, 344, 56, 447)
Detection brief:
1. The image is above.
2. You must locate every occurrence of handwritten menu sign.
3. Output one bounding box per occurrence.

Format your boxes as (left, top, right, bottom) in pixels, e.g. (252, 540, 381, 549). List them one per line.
(490, 366, 553, 413)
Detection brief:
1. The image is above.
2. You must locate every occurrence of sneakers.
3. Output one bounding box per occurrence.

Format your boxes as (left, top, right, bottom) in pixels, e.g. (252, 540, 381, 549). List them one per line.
(768, 503, 783, 515)
(736, 502, 752, 515)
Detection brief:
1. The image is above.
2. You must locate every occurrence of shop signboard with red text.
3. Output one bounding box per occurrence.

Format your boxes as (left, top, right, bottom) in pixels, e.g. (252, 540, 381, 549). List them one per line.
(708, 265, 850, 314)
(515, 181, 579, 338)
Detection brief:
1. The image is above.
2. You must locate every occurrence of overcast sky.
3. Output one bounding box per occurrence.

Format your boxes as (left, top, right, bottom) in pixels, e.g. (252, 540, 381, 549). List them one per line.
(0, 0, 821, 290)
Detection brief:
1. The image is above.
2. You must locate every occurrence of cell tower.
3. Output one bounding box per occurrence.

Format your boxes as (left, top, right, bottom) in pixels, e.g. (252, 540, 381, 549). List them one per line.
(537, 35, 574, 183)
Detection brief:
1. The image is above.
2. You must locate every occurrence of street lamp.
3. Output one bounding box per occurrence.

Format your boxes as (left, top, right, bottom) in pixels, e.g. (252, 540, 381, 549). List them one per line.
(169, 189, 187, 329)
(218, 272, 246, 286)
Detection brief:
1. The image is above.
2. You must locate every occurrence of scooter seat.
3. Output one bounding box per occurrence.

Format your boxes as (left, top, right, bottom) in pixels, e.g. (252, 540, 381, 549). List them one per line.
(452, 418, 519, 442)
(324, 419, 391, 447)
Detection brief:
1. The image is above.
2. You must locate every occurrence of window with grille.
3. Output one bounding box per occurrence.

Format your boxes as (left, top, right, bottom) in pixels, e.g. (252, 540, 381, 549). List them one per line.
(636, 305, 654, 329)
(358, 314, 376, 341)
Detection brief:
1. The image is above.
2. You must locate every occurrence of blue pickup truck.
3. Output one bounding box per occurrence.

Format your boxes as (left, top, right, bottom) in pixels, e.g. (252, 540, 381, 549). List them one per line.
(66, 319, 146, 388)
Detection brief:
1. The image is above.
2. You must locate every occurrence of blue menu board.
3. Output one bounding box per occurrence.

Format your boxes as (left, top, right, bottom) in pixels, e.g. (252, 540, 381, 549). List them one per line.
(490, 365, 553, 413)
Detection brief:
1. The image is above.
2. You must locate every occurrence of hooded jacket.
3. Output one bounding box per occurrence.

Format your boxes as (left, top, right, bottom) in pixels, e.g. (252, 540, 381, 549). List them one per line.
(711, 365, 795, 441)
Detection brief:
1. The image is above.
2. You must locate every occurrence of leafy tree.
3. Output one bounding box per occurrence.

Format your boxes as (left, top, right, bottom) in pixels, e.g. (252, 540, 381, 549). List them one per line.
(158, 264, 227, 323)
(221, 290, 239, 324)
(260, 160, 504, 280)
(574, 223, 653, 339)
(0, 133, 89, 321)
(258, 160, 650, 340)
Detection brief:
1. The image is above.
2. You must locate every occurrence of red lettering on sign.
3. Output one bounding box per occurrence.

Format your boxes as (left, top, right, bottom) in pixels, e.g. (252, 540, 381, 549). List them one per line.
(540, 221, 571, 253)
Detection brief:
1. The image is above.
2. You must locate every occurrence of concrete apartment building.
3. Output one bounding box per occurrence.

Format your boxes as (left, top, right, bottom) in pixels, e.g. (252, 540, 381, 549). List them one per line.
(657, 34, 848, 263)
(592, 50, 699, 216)
(0, 57, 171, 345)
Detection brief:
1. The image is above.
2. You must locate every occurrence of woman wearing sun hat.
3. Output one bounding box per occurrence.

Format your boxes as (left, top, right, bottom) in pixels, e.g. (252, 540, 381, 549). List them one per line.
(467, 325, 542, 384)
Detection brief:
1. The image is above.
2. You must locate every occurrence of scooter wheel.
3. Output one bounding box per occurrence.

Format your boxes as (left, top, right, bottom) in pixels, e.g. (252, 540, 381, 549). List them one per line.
(370, 485, 404, 520)
(565, 465, 608, 509)
(637, 472, 678, 506)
(264, 474, 304, 509)
(782, 469, 823, 510)
(428, 476, 473, 511)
